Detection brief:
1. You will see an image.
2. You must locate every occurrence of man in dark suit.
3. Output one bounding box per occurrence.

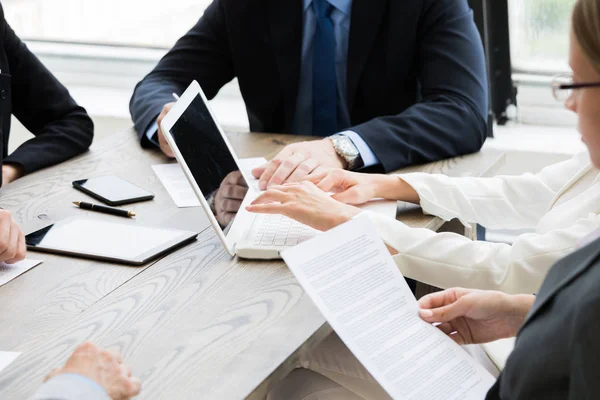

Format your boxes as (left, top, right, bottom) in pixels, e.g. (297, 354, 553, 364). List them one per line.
(130, 0, 488, 191)
(0, 4, 93, 186)
(0, 2, 94, 264)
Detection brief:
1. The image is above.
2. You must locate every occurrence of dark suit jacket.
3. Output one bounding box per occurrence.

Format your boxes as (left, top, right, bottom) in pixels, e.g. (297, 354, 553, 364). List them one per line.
(486, 235, 600, 399)
(130, 0, 488, 173)
(0, 3, 93, 186)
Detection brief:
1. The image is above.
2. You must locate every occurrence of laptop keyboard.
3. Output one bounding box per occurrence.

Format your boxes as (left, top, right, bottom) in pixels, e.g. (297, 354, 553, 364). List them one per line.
(250, 214, 317, 247)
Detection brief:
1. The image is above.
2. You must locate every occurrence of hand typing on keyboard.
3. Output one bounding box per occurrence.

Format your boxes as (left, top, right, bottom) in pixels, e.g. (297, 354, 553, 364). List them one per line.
(245, 181, 361, 232)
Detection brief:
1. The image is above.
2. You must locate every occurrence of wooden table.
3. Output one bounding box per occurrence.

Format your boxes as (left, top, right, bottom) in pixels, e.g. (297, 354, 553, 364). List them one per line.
(0, 130, 504, 399)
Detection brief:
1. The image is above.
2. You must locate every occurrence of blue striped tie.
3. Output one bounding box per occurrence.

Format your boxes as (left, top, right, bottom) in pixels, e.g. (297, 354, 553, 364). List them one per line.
(312, 0, 337, 136)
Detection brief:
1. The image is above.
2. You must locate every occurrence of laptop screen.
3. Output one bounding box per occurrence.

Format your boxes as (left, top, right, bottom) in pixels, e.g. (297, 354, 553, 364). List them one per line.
(168, 94, 248, 233)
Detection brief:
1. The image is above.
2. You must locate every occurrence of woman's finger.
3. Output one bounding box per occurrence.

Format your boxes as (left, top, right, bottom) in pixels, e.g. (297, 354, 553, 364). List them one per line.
(331, 187, 362, 204)
(436, 322, 456, 336)
(246, 203, 287, 215)
(419, 296, 471, 323)
(251, 190, 290, 205)
(304, 170, 329, 184)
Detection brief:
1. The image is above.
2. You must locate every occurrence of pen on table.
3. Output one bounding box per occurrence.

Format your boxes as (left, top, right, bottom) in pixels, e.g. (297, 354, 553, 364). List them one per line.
(172, 93, 180, 101)
(73, 201, 136, 218)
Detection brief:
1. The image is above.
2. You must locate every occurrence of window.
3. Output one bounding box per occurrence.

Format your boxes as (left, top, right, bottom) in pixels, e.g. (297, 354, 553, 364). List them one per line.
(4, 0, 211, 48)
(509, 0, 576, 73)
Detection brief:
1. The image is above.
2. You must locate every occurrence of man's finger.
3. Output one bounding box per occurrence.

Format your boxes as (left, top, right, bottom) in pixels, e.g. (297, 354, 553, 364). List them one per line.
(267, 153, 306, 188)
(251, 164, 268, 179)
(257, 147, 295, 188)
(287, 158, 320, 183)
(222, 184, 248, 200)
(220, 199, 243, 213)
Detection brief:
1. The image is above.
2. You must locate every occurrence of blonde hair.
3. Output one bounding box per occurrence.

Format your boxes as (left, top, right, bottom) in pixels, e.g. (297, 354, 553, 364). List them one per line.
(573, 0, 600, 71)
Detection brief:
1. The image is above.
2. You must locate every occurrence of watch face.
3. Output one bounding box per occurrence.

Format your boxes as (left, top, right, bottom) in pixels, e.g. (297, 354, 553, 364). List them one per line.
(339, 139, 359, 157)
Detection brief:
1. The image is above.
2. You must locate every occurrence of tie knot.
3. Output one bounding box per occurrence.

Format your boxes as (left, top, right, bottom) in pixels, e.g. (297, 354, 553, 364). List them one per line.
(313, 0, 333, 19)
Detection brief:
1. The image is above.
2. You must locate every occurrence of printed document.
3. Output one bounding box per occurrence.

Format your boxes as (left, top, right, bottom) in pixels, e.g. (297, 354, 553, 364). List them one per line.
(281, 215, 495, 400)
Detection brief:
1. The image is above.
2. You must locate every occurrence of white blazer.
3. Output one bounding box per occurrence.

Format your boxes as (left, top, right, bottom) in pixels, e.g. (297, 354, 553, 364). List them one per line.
(363, 151, 600, 294)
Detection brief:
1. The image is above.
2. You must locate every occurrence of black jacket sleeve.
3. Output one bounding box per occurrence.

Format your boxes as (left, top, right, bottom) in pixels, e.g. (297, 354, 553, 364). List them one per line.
(352, 0, 488, 172)
(129, 0, 235, 147)
(2, 17, 93, 174)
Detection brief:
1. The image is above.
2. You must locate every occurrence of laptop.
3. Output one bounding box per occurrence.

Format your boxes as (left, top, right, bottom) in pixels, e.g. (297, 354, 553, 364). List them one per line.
(160, 80, 317, 259)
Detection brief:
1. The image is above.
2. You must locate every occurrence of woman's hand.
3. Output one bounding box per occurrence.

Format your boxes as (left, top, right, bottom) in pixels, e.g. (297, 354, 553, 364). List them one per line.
(305, 169, 419, 205)
(418, 288, 535, 345)
(246, 181, 362, 231)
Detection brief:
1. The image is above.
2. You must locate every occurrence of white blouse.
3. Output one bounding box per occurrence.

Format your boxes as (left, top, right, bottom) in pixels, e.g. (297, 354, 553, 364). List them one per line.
(363, 151, 600, 294)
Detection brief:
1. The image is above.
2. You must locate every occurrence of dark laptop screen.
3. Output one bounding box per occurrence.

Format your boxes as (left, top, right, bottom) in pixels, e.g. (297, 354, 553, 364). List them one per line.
(169, 94, 247, 231)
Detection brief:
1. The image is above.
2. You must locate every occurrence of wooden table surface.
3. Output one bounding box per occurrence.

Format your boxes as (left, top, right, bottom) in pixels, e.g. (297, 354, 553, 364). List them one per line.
(0, 130, 504, 399)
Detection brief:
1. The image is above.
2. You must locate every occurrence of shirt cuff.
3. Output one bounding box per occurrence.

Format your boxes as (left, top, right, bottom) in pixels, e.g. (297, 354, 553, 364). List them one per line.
(145, 120, 159, 146)
(338, 130, 380, 169)
(31, 373, 109, 400)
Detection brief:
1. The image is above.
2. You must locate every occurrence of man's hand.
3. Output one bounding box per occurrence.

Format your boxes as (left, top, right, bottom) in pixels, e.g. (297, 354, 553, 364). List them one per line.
(418, 288, 535, 345)
(0, 210, 26, 264)
(251, 139, 345, 190)
(44, 342, 141, 400)
(214, 171, 248, 227)
(156, 102, 176, 158)
(2, 164, 24, 185)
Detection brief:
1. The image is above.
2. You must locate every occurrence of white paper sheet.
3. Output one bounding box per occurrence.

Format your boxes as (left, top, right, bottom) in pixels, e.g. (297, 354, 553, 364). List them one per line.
(281, 215, 495, 400)
(0, 259, 43, 287)
(0, 352, 20, 373)
(152, 164, 201, 208)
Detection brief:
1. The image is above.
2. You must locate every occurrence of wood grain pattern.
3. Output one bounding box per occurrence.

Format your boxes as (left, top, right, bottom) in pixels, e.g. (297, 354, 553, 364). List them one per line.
(0, 129, 504, 399)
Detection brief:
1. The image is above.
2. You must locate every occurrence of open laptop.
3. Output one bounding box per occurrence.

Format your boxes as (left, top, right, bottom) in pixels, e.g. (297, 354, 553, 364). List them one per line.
(160, 80, 317, 259)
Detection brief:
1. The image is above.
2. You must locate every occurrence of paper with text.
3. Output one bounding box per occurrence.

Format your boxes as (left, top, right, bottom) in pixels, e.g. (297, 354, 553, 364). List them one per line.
(0, 352, 20, 373)
(282, 215, 495, 400)
(0, 259, 43, 287)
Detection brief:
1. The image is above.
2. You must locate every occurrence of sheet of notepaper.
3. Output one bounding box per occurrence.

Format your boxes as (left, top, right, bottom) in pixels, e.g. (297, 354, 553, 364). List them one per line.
(0, 352, 20, 373)
(0, 259, 43, 287)
(281, 215, 495, 400)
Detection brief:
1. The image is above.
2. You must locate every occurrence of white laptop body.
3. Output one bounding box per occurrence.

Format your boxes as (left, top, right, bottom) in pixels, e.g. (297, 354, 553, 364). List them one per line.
(160, 80, 317, 259)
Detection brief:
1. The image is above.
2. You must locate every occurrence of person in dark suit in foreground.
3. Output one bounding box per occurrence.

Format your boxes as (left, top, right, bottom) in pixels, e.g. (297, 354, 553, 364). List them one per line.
(130, 0, 488, 195)
(0, 1, 94, 265)
(266, 0, 600, 397)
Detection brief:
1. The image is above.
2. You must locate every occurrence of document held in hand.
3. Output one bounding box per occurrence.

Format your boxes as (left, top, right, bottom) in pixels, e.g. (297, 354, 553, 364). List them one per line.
(281, 215, 495, 400)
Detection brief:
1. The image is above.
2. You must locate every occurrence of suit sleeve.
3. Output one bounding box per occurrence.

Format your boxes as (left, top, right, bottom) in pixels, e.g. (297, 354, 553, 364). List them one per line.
(2, 20, 93, 174)
(30, 374, 110, 400)
(361, 210, 600, 294)
(399, 152, 589, 230)
(569, 295, 600, 399)
(129, 0, 235, 147)
(352, 0, 488, 172)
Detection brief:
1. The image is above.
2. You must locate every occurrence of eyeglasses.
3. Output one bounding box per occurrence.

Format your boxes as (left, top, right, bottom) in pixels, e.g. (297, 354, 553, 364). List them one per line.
(551, 73, 600, 101)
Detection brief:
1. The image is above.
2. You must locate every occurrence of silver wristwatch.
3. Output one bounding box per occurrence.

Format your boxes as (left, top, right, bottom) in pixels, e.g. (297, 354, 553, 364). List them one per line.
(329, 134, 362, 170)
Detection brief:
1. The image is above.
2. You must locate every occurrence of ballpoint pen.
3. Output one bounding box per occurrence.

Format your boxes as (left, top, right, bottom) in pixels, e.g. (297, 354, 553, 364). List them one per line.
(73, 201, 136, 218)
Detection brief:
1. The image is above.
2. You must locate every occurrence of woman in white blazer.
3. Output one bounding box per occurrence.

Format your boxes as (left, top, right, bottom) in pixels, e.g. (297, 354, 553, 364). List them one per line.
(247, 150, 599, 295)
